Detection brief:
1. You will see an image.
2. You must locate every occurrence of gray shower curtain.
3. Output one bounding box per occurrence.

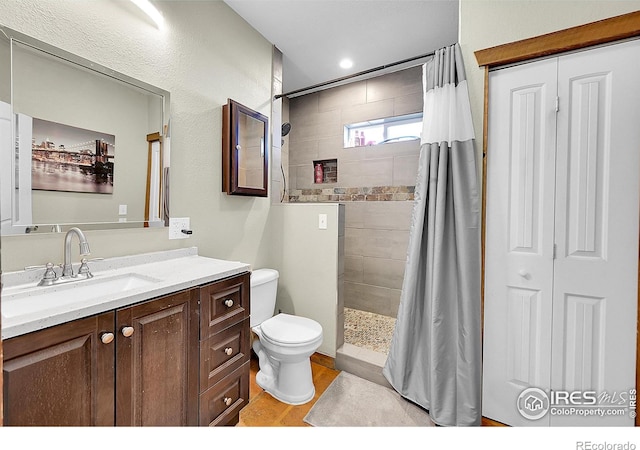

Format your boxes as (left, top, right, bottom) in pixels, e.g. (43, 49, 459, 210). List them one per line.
(382, 43, 482, 427)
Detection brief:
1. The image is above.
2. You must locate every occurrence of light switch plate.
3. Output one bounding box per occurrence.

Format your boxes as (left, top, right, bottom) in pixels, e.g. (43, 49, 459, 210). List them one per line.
(318, 213, 327, 230)
(169, 217, 191, 239)
(118, 204, 127, 215)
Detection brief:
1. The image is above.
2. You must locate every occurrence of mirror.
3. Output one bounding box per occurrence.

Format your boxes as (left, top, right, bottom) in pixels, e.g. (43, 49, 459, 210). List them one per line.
(0, 26, 170, 236)
(222, 98, 268, 197)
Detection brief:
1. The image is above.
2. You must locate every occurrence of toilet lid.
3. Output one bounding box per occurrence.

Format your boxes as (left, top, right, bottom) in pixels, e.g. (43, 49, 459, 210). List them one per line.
(260, 313, 322, 345)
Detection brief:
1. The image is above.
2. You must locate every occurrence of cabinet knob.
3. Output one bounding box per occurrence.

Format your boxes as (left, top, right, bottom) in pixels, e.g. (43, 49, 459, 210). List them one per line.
(223, 397, 233, 407)
(224, 299, 234, 307)
(224, 347, 233, 356)
(121, 326, 135, 338)
(101, 332, 114, 344)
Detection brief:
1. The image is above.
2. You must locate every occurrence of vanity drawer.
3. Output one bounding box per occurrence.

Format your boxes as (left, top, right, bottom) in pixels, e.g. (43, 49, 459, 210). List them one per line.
(199, 362, 249, 426)
(200, 273, 250, 339)
(200, 318, 250, 391)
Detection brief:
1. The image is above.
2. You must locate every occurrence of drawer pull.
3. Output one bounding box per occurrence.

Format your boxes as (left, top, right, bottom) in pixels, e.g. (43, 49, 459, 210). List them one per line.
(224, 299, 234, 307)
(121, 326, 135, 338)
(224, 347, 233, 356)
(223, 397, 233, 407)
(101, 332, 114, 344)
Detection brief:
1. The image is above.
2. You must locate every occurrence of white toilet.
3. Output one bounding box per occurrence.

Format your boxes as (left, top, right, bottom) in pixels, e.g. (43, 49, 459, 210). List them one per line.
(250, 268, 323, 405)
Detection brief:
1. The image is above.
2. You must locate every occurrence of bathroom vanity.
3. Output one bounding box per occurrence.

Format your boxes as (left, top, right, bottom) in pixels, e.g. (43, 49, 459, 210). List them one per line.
(1, 248, 251, 426)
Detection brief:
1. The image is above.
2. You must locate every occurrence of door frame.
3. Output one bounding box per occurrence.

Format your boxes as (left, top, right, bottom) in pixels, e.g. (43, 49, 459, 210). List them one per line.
(475, 10, 640, 427)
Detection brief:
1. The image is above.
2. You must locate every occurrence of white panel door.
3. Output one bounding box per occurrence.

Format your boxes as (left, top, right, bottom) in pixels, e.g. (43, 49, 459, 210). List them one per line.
(550, 39, 640, 426)
(482, 58, 558, 426)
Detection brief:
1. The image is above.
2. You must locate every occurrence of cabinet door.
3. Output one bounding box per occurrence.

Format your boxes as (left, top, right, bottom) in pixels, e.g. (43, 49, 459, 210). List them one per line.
(115, 289, 199, 426)
(3, 313, 115, 426)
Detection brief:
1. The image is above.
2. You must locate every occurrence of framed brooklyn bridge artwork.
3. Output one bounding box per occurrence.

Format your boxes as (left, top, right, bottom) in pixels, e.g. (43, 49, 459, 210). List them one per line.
(31, 117, 115, 194)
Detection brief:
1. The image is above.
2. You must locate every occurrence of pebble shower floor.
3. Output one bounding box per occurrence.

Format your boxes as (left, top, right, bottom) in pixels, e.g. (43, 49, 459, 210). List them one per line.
(343, 307, 396, 355)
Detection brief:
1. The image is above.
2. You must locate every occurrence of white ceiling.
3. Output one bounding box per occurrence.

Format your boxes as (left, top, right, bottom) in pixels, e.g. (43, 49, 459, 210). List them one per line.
(223, 0, 459, 96)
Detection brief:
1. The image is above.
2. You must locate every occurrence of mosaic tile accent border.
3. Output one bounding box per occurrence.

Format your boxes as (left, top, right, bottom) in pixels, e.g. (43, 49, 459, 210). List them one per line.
(288, 185, 415, 203)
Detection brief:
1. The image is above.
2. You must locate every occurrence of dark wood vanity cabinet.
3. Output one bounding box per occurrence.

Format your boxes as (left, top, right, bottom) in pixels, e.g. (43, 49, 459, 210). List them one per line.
(198, 272, 251, 426)
(2, 272, 250, 427)
(115, 288, 199, 426)
(2, 312, 115, 426)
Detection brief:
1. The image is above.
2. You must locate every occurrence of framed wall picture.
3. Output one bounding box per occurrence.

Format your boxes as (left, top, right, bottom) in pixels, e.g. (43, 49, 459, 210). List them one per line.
(31, 117, 115, 194)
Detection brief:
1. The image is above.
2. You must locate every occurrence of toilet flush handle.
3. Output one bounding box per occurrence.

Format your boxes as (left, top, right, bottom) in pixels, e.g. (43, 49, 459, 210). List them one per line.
(224, 299, 234, 307)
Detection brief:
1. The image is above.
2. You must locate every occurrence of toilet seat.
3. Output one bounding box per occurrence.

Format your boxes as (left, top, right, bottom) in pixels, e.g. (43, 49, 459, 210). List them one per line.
(260, 313, 322, 346)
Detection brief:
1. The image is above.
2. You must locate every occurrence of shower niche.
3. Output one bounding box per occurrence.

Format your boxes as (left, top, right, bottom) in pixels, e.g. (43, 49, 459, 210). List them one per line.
(313, 159, 337, 184)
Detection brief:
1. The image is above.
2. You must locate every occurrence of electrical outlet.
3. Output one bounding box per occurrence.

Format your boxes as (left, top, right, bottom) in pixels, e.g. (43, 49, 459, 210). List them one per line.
(169, 217, 191, 239)
(318, 213, 327, 230)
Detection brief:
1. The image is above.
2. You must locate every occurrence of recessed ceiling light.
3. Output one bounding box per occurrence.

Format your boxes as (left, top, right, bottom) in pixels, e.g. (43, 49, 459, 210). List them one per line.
(339, 58, 354, 69)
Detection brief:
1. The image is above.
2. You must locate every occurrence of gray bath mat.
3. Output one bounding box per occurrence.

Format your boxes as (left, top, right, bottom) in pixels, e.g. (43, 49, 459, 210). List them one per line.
(303, 371, 435, 427)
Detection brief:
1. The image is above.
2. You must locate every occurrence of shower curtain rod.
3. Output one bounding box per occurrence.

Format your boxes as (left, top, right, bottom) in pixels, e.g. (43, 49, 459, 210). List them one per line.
(274, 48, 441, 100)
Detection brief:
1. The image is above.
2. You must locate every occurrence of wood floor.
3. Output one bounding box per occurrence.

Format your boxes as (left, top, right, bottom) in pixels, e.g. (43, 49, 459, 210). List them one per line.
(237, 353, 340, 427)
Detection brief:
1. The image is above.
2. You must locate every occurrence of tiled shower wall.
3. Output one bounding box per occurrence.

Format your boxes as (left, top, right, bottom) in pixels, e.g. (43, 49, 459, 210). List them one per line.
(286, 66, 422, 318)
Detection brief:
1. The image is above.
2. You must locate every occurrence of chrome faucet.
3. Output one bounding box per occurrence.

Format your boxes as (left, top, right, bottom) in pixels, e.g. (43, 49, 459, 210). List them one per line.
(61, 227, 91, 278)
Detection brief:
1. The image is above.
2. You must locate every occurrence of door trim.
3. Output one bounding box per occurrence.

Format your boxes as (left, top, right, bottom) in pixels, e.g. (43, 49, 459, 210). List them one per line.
(475, 10, 640, 427)
(475, 11, 640, 69)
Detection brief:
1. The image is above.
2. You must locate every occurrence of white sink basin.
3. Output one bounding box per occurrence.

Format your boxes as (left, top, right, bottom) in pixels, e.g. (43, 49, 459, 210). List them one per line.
(2, 272, 162, 319)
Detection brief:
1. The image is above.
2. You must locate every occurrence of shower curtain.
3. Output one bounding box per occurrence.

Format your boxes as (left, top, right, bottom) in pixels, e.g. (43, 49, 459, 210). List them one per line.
(382, 43, 481, 427)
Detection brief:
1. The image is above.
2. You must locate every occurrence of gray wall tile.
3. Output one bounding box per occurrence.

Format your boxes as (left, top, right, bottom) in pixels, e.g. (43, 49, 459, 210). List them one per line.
(289, 139, 319, 165)
(363, 257, 405, 290)
(366, 66, 422, 103)
(338, 236, 345, 276)
(393, 154, 420, 186)
(319, 82, 367, 111)
(344, 281, 401, 317)
(341, 99, 394, 126)
(344, 202, 365, 228)
(339, 158, 393, 187)
(293, 164, 314, 190)
(345, 228, 410, 260)
(363, 201, 414, 230)
(364, 140, 420, 159)
(344, 255, 364, 282)
(336, 145, 366, 163)
(290, 109, 342, 142)
(394, 92, 423, 116)
(289, 92, 319, 116)
(317, 135, 344, 160)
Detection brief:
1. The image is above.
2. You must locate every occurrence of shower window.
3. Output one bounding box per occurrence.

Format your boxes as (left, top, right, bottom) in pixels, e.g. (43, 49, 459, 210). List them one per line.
(343, 112, 422, 148)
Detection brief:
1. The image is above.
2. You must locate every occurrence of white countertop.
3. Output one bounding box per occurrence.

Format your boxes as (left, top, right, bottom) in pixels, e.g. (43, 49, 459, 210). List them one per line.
(1, 247, 251, 339)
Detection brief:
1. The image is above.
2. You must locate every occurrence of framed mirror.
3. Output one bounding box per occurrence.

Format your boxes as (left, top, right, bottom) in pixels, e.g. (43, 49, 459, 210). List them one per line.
(0, 25, 170, 236)
(222, 98, 268, 197)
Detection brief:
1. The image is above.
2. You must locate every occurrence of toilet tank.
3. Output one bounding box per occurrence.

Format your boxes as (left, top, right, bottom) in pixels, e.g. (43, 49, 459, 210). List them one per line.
(250, 268, 279, 328)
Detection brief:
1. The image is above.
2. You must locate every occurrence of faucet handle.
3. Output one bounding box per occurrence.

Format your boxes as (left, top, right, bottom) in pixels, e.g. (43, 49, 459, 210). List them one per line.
(43, 262, 57, 278)
(37, 263, 59, 286)
(78, 258, 94, 278)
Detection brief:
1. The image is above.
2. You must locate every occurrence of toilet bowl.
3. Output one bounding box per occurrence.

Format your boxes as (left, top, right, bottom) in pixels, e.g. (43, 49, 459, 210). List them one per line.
(250, 269, 323, 405)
